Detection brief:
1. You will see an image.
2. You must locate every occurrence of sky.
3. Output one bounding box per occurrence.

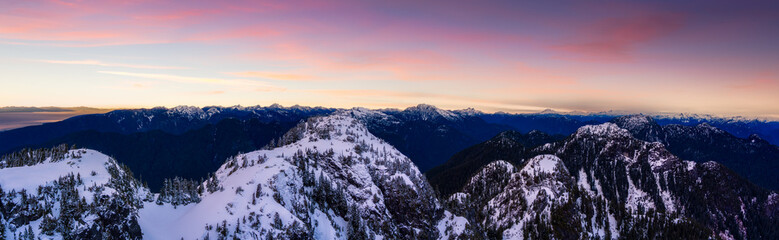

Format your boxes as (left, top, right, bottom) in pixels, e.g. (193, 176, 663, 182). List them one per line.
(1, 0, 778, 119)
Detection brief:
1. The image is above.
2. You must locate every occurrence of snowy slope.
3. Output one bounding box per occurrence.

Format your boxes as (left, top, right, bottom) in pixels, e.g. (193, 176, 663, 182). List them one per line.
(448, 155, 572, 239)
(0, 148, 147, 239)
(435, 210, 471, 240)
(3, 112, 775, 239)
(0, 150, 113, 194)
(138, 112, 450, 239)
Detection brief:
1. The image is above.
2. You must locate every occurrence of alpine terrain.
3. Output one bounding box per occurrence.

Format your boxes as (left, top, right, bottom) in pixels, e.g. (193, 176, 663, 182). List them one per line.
(0, 111, 776, 239)
(0, 111, 469, 239)
(443, 123, 779, 239)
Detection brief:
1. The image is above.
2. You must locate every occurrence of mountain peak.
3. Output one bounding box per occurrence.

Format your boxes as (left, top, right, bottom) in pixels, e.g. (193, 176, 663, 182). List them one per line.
(402, 104, 460, 121)
(610, 115, 662, 140)
(267, 103, 284, 108)
(520, 154, 567, 176)
(453, 107, 483, 116)
(574, 122, 632, 139)
(168, 105, 207, 119)
(141, 112, 443, 239)
(612, 114, 655, 126)
(695, 122, 727, 134)
(343, 107, 388, 118)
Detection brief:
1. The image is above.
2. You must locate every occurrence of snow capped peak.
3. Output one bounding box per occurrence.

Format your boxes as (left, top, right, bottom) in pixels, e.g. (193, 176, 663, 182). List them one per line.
(574, 122, 632, 139)
(204, 106, 222, 116)
(168, 105, 207, 119)
(537, 108, 559, 114)
(486, 160, 516, 172)
(520, 154, 566, 176)
(477, 154, 572, 239)
(341, 107, 390, 119)
(453, 107, 483, 116)
(140, 113, 441, 239)
(612, 114, 657, 129)
(267, 103, 284, 108)
(403, 104, 461, 121)
(470, 160, 516, 181)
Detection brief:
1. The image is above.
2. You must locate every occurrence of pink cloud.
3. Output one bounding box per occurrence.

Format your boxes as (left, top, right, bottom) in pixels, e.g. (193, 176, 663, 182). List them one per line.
(225, 72, 315, 81)
(729, 71, 779, 90)
(184, 25, 282, 42)
(37, 59, 188, 70)
(237, 42, 463, 82)
(132, 9, 218, 21)
(511, 62, 578, 85)
(552, 12, 686, 62)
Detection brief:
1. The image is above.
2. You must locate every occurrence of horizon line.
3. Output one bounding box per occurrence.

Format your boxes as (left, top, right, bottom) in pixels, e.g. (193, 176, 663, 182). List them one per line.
(1, 104, 777, 121)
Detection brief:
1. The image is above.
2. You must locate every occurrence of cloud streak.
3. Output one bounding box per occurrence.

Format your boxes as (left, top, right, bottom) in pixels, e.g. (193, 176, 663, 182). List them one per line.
(38, 59, 188, 70)
(2, 0, 778, 118)
(552, 12, 686, 62)
(97, 71, 285, 92)
(225, 71, 316, 81)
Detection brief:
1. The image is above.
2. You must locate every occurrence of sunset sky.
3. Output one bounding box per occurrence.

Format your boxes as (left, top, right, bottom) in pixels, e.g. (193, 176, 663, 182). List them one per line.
(1, 0, 778, 118)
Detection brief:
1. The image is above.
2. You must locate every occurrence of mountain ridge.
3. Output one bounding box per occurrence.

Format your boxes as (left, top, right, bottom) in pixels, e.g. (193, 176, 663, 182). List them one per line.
(445, 122, 778, 239)
(611, 115, 779, 190)
(1, 114, 776, 239)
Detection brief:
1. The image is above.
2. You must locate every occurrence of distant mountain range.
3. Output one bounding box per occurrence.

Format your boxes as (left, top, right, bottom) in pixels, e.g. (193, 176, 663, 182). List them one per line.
(1, 104, 777, 192)
(0, 105, 336, 190)
(480, 111, 779, 145)
(0, 113, 448, 239)
(429, 114, 779, 195)
(0, 104, 510, 190)
(1, 112, 775, 239)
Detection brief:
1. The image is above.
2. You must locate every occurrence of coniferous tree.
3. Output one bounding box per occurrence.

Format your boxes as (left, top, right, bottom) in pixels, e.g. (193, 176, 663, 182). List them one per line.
(272, 213, 283, 229)
(39, 214, 57, 235)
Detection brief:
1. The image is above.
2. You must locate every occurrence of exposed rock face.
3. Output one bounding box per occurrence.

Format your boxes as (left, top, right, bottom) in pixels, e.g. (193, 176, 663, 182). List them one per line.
(446, 123, 778, 239)
(2, 113, 777, 240)
(137, 112, 458, 240)
(427, 130, 564, 197)
(612, 115, 779, 190)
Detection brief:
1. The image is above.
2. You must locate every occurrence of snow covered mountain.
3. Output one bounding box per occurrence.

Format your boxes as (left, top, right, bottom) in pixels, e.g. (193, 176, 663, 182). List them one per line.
(445, 123, 779, 239)
(0, 105, 337, 191)
(480, 111, 779, 146)
(138, 112, 452, 239)
(345, 104, 510, 172)
(0, 104, 509, 191)
(0, 105, 336, 154)
(2, 109, 777, 240)
(1, 112, 470, 239)
(0, 145, 148, 239)
(611, 115, 779, 190)
(426, 130, 564, 196)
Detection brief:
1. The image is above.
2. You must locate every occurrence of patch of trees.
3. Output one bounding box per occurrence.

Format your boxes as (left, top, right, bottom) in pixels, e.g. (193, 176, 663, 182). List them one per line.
(0, 144, 80, 169)
(156, 177, 201, 206)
